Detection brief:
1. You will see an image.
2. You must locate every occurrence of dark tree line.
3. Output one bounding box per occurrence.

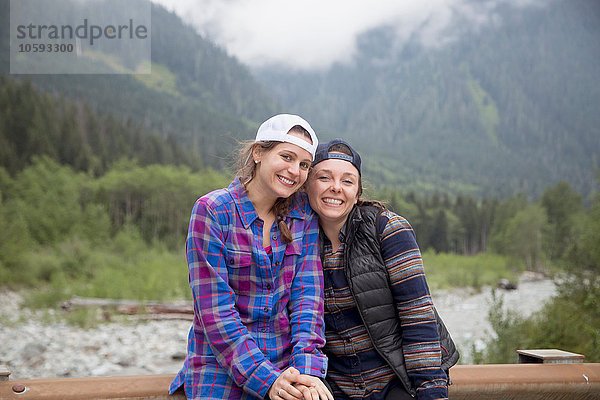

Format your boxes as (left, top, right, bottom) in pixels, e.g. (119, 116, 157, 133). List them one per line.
(0, 77, 199, 176)
(376, 179, 590, 272)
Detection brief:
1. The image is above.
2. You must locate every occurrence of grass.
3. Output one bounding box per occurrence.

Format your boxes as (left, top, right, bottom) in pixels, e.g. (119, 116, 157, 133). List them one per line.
(22, 248, 190, 305)
(134, 62, 180, 96)
(9, 228, 191, 313)
(467, 77, 500, 146)
(13, 236, 192, 326)
(422, 250, 522, 291)
(13, 245, 520, 307)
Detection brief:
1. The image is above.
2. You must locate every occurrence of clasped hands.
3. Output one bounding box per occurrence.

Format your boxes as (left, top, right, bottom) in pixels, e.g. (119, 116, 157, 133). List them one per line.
(268, 367, 333, 400)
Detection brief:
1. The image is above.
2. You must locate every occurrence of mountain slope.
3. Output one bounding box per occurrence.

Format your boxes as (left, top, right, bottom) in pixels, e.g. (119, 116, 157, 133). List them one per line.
(2, 0, 598, 197)
(0, 0, 278, 169)
(254, 0, 600, 197)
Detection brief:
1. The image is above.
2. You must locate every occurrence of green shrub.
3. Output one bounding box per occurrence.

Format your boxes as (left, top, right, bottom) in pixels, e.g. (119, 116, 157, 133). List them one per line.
(474, 281, 600, 363)
(423, 251, 519, 290)
(20, 224, 189, 308)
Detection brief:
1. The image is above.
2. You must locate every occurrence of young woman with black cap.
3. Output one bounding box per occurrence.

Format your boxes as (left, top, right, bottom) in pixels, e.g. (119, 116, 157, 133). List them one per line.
(170, 114, 333, 400)
(304, 139, 459, 400)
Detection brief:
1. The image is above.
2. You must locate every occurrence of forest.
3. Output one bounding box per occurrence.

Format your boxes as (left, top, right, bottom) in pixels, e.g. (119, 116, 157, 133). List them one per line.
(0, 77, 598, 363)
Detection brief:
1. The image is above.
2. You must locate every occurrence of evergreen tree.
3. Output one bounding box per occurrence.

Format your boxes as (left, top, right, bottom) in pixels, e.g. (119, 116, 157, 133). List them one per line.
(540, 181, 583, 260)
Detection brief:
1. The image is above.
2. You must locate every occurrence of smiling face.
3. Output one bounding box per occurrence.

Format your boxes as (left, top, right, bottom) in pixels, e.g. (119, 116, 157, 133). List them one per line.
(306, 156, 360, 228)
(250, 131, 313, 201)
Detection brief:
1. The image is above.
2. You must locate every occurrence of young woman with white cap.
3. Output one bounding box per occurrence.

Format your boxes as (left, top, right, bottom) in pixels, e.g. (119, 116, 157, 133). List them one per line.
(170, 114, 333, 400)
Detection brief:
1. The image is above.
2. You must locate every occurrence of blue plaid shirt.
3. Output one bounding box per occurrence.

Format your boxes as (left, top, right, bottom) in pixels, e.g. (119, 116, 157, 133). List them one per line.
(170, 179, 327, 399)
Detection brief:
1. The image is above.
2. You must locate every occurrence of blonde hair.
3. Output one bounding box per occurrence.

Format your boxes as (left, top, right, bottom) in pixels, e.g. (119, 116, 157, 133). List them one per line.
(235, 125, 312, 243)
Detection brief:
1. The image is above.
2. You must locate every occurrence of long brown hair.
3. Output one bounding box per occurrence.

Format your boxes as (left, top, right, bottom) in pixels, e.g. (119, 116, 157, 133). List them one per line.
(235, 125, 312, 243)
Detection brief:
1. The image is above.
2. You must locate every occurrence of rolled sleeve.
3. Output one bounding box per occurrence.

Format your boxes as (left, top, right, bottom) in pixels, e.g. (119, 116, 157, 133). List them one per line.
(379, 210, 448, 399)
(287, 214, 328, 377)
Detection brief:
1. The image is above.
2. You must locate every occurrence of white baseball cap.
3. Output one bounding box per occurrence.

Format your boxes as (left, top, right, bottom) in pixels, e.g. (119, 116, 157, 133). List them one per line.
(255, 114, 318, 159)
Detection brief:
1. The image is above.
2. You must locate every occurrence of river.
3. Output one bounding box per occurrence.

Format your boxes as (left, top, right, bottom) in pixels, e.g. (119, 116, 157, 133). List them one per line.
(432, 272, 557, 363)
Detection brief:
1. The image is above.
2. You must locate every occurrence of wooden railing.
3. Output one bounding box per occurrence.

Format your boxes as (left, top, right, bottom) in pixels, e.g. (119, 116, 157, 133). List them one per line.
(1, 351, 599, 399)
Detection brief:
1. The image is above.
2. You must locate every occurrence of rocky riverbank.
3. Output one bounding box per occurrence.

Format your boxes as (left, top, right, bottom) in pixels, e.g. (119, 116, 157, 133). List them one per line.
(0, 274, 556, 379)
(432, 272, 557, 362)
(0, 291, 189, 379)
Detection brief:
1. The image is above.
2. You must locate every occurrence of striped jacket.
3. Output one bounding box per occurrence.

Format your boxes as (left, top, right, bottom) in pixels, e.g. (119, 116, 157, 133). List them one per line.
(323, 204, 455, 399)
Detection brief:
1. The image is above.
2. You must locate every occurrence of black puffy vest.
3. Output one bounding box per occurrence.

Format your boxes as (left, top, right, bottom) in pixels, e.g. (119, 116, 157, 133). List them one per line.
(339, 205, 459, 396)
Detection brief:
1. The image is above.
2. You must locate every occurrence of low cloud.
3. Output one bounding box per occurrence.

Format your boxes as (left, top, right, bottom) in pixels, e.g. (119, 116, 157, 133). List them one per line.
(151, 0, 546, 70)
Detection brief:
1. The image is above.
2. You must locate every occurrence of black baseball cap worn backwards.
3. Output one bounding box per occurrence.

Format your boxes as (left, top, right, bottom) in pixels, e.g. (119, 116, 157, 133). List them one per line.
(312, 138, 362, 175)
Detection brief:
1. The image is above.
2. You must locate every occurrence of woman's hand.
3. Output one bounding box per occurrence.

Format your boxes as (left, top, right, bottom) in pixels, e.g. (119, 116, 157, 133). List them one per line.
(268, 368, 305, 400)
(268, 368, 333, 400)
(293, 375, 334, 400)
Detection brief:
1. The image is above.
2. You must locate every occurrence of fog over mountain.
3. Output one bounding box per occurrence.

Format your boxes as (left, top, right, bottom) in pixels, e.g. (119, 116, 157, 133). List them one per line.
(152, 0, 600, 197)
(151, 0, 548, 70)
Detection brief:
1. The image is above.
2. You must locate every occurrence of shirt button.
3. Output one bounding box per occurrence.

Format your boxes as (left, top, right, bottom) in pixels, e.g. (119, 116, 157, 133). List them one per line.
(321, 368, 326, 374)
(229, 258, 234, 264)
(272, 235, 277, 241)
(261, 327, 267, 332)
(275, 261, 280, 266)
(263, 306, 269, 312)
(266, 284, 272, 290)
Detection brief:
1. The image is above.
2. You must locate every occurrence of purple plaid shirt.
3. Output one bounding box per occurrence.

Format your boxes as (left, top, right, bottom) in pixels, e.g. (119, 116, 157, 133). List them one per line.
(170, 179, 327, 399)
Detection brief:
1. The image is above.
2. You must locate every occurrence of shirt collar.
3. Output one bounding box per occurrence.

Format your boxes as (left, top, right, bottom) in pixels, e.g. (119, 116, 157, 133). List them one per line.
(228, 178, 258, 229)
(228, 178, 308, 229)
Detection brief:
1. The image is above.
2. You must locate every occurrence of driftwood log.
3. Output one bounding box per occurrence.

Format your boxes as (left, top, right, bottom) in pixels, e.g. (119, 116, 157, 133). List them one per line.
(61, 296, 194, 320)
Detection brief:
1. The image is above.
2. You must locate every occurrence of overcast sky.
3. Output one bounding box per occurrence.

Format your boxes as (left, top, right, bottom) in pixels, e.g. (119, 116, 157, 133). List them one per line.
(150, 0, 544, 70)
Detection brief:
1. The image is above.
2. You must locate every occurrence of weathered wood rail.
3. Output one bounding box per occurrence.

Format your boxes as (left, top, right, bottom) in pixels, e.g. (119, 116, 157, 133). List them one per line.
(1, 363, 599, 399)
(2, 350, 599, 399)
